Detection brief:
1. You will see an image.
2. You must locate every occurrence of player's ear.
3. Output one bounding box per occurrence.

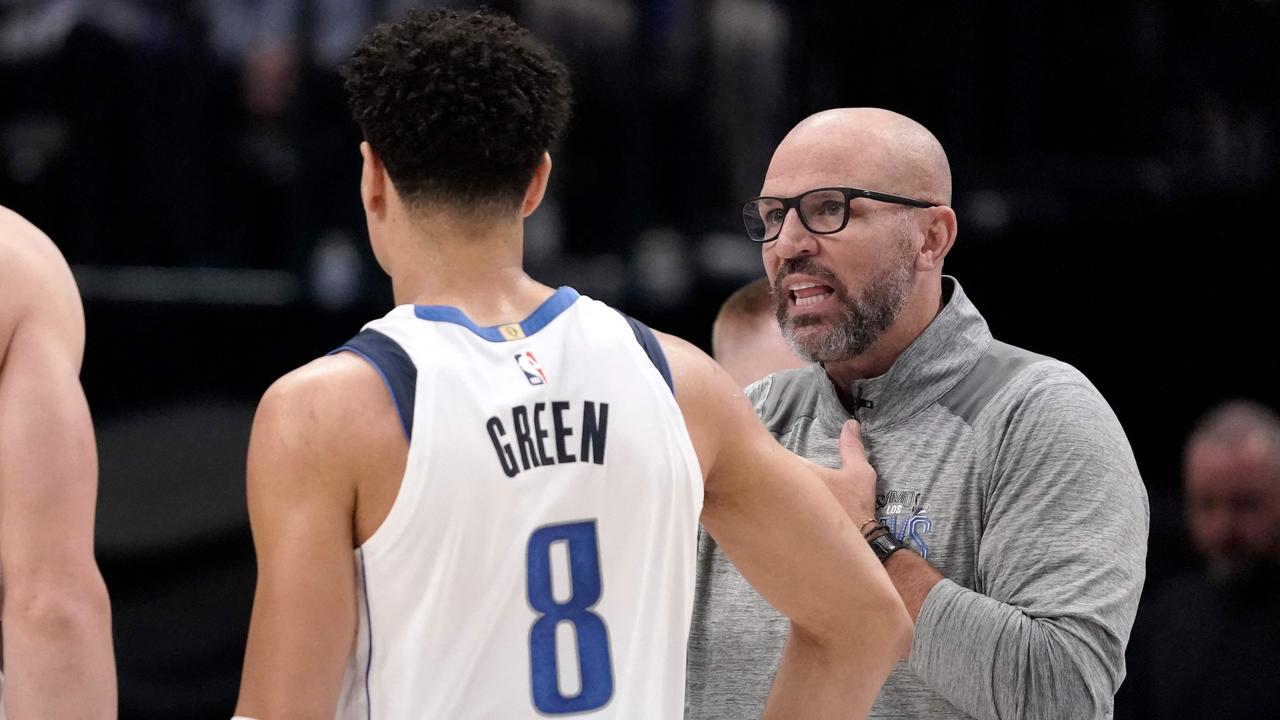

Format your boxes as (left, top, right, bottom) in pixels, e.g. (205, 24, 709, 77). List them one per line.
(360, 141, 388, 218)
(521, 152, 552, 218)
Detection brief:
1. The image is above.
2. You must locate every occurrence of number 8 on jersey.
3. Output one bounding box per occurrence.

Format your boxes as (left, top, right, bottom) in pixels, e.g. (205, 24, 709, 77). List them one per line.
(527, 520, 615, 714)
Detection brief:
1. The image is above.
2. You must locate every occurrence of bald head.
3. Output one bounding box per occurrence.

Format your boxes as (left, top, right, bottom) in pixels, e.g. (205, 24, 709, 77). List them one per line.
(756, 108, 959, 377)
(767, 108, 951, 205)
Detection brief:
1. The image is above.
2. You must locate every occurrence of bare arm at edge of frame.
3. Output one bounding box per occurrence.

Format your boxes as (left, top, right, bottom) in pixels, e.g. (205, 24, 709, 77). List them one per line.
(0, 206, 117, 719)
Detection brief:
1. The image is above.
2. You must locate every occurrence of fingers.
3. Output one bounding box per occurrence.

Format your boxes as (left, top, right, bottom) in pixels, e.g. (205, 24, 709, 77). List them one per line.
(839, 419, 866, 466)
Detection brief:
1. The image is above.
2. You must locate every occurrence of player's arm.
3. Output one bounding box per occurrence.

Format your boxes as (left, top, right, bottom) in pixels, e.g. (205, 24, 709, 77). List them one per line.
(657, 332, 912, 719)
(0, 225, 117, 718)
(235, 354, 402, 719)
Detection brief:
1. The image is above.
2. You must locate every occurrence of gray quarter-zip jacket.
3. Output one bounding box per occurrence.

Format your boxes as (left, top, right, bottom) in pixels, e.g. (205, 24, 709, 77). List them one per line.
(685, 277, 1148, 720)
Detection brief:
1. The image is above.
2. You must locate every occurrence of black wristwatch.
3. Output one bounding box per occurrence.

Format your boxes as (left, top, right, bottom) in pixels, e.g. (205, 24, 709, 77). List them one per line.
(867, 527, 908, 563)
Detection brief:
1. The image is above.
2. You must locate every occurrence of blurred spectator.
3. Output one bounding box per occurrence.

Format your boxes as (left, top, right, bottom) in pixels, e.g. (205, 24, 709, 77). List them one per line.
(705, 0, 787, 204)
(710, 276, 807, 388)
(0, 1, 224, 265)
(1185, 401, 1280, 581)
(236, 0, 407, 302)
(1118, 400, 1280, 719)
(233, 0, 520, 307)
(524, 0, 789, 262)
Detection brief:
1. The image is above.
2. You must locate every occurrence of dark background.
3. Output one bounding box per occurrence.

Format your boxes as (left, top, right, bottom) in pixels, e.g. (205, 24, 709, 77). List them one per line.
(2, 0, 1277, 717)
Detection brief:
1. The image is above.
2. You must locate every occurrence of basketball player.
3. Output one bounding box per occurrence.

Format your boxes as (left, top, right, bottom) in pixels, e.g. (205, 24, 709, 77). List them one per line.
(234, 10, 910, 719)
(0, 206, 117, 718)
(711, 277, 809, 387)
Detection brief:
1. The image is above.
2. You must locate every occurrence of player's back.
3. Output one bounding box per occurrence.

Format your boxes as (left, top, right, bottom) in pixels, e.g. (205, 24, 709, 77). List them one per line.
(332, 287, 703, 720)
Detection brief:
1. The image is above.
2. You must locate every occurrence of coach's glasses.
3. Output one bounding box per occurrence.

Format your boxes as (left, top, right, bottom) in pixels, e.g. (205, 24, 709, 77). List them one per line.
(742, 186, 939, 243)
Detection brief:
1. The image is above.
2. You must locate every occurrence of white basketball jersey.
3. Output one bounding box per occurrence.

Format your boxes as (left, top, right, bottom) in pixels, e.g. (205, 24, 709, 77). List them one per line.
(331, 287, 704, 720)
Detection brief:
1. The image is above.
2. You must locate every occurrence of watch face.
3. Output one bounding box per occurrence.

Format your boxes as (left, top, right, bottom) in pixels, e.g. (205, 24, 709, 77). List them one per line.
(870, 533, 903, 563)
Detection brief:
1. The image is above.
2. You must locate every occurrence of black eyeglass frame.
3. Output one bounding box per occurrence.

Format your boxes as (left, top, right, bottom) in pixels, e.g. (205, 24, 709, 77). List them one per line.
(742, 186, 940, 243)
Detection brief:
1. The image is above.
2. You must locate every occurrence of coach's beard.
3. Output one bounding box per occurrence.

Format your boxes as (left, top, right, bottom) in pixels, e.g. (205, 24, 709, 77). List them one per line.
(774, 253, 913, 364)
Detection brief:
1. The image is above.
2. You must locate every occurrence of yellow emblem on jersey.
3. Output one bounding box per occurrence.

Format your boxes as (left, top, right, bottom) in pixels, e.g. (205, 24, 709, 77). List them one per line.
(499, 323, 526, 341)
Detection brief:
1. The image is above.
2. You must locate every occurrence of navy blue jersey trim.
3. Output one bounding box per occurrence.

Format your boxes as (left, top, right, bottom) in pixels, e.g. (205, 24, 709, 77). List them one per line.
(328, 329, 416, 441)
(413, 286, 580, 342)
(621, 314, 674, 395)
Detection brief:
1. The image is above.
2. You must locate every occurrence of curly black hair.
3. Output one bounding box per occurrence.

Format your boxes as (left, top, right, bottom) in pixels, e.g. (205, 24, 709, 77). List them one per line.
(342, 8, 572, 213)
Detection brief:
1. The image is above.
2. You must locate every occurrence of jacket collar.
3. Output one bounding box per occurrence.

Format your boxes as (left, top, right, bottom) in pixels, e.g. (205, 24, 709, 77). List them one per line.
(811, 276, 992, 432)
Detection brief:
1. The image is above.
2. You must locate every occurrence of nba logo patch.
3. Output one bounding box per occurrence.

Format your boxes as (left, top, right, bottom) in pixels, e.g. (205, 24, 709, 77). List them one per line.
(515, 351, 548, 385)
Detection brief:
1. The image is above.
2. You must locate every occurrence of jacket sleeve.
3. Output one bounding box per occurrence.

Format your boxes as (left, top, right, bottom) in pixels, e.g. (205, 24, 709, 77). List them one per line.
(909, 367, 1149, 719)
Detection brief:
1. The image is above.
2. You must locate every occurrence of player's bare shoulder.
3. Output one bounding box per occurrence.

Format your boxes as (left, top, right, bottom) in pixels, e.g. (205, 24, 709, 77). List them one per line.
(254, 352, 405, 463)
(650, 330, 740, 407)
(247, 351, 409, 548)
(649, 329, 762, 480)
(0, 205, 85, 358)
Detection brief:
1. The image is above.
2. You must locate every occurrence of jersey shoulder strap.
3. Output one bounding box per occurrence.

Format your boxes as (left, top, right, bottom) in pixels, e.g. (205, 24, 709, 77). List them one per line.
(329, 328, 417, 440)
(617, 312, 674, 394)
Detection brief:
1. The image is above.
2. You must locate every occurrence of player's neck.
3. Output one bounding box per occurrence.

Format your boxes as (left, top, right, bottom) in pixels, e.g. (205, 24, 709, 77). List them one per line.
(387, 216, 555, 327)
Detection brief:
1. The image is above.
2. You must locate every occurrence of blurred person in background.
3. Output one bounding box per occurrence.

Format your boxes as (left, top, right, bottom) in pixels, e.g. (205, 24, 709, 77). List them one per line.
(237, 0, 519, 307)
(0, 206, 116, 718)
(1118, 400, 1280, 719)
(686, 107, 1150, 720)
(1185, 401, 1280, 582)
(0, 0, 225, 265)
(711, 277, 808, 388)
